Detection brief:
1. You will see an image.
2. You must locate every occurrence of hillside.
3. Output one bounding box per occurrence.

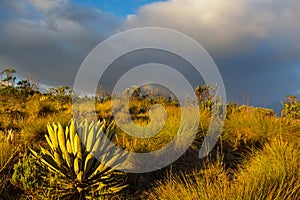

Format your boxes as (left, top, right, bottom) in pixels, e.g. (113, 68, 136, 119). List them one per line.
(0, 85, 299, 199)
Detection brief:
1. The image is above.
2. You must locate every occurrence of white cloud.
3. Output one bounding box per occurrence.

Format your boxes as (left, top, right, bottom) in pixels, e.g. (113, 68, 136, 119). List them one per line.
(125, 0, 300, 56)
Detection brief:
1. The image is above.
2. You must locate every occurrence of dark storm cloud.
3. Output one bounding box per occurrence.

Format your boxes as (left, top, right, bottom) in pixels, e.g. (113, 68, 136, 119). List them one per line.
(214, 36, 300, 112)
(125, 0, 300, 112)
(0, 0, 122, 87)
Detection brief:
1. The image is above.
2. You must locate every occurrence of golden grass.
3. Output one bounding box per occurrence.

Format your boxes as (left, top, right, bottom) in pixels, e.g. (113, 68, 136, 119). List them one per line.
(147, 159, 229, 200)
(0, 133, 16, 169)
(0, 91, 299, 199)
(223, 105, 300, 149)
(147, 139, 300, 200)
(232, 139, 300, 200)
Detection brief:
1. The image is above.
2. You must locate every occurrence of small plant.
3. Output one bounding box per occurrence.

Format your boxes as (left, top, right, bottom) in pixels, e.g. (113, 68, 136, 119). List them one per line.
(31, 119, 128, 199)
(282, 95, 300, 119)
(11, 151, 57, 199)
(9, 151, 59, 200)
(11, 152, 40, 192)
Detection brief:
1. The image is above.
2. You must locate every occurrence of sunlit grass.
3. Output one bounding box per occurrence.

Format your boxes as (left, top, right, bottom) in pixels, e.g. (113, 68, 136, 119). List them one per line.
(222, 105, 300, 149)
(147, 139, 300, 200)
(0, 133, 16, 169)
(146, 158, 229, 200)
(0, 90, 299, 199)
(232, 139, 300, 200)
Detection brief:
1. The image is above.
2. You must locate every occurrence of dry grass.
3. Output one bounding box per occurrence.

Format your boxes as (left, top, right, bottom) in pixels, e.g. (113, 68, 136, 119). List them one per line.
(232, 139, 300, 200)
(0, 133, 16, 169)
(146, 159, 229, 200)
(0, 90, 299, 199)
(146, 139, 300, 200)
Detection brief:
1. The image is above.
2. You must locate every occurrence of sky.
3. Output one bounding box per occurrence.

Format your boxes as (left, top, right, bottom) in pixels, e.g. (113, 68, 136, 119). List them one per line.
(0, 0, 299, 113)
(71, 0, 167, 16)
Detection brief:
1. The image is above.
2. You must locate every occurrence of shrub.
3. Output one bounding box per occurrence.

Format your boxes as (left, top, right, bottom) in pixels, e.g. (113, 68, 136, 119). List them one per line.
(281, 95, 300, 119)
(11, 151, 58, 199)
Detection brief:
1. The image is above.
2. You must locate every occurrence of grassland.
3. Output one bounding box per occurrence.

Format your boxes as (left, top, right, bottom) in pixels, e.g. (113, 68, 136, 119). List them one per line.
(0, 86, 299, 199)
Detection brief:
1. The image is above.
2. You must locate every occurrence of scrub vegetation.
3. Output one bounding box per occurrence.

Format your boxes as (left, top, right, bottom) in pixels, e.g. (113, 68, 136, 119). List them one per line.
(0, 69, 299, 199)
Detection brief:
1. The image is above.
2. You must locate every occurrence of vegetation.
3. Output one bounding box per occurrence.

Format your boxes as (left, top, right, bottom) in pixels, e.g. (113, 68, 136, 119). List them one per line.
(30, 120, 127, 199)
(0, 68, 299, 199)
(282, 95, 300, 119)
(147, 140, 299, 200)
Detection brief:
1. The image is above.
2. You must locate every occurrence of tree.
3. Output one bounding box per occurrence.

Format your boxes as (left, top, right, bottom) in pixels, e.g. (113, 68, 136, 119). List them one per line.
(95, 86, 110, 102)
(0, 68, 16, 87)
(47, 86, 73, 97)
(46, 85, 74, 103)
(122, 85, 144, 100)
(16, 75, 39, 96)
(195, 84, 211, 102)
(25, 75, 39, 91)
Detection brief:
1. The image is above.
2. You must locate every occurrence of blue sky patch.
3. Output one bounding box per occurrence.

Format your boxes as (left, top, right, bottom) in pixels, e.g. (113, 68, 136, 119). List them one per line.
(72, 0, 167, 16)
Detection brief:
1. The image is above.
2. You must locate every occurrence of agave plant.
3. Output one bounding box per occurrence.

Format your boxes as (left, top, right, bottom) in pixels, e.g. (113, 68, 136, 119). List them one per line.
(31, 119, 128, 199)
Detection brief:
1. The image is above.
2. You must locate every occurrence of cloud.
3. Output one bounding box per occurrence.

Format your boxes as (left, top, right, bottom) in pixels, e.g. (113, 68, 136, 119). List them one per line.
(27, 0, 67, 12)
(0, 0, 122, 86)
(0, 0, 299, 112)
(126, 0, 300, 55)
(124, 0, 300, 111)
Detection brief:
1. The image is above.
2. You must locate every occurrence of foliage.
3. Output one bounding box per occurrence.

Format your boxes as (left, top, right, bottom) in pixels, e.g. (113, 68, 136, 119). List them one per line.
(16, 75, 39, 96)
(232, 139, 300, 200)
(147, 140, 300, 200)
(0, 71, 299, 199)
(11, 152, 40, 192)
(0, 68, 16, 87)
(9, 151, 71, 199)
(195, 84, 211, 102)
(0, 133, 16, 168)
(31, 119, 128, 199)
(223, 105, 277, 149)
(147, 159, 229, 200)
(282, 95, 300, 119)
(0, 143, 21, 199)
(46, 85, 74, 103)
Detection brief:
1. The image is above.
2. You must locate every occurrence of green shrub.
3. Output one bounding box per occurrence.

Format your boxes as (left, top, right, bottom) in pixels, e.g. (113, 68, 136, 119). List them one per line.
(11, 151, 58, 199)
(282, 95, 300, 119)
